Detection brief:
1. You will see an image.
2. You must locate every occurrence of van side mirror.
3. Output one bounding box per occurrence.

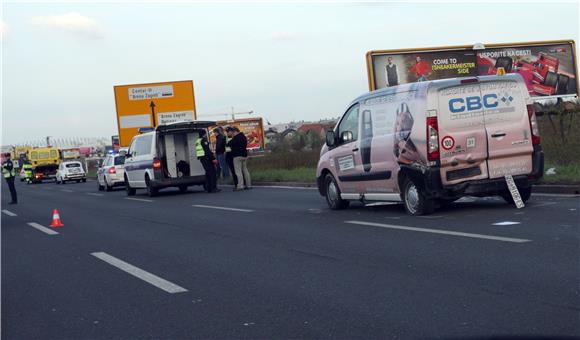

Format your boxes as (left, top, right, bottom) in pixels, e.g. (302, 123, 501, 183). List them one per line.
(325, 131, 336, 147)
(340, 131, 354, 143)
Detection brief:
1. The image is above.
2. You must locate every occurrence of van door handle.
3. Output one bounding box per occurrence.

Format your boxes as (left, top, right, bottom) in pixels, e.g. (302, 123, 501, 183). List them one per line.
(352, 148, 359, 152)
(491, 132, 506, 138)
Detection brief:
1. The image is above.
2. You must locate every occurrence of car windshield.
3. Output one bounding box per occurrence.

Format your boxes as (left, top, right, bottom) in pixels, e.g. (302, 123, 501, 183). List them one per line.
(114, 156, 125, 165)
(66, 163, 81, 168)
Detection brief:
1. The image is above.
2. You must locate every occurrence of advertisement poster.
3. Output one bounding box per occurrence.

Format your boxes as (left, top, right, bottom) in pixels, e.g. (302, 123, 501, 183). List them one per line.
(210, 118, 265, 151)
(367, 41, 578, 99)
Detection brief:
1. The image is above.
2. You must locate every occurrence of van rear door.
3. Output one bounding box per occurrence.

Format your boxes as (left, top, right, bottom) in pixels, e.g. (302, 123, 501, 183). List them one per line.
(480, 79, 533, 179)
(437, 81, 489, 185)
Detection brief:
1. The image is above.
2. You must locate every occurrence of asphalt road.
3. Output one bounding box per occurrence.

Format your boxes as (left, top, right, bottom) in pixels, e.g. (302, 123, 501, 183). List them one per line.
(2, 179, 579, 339)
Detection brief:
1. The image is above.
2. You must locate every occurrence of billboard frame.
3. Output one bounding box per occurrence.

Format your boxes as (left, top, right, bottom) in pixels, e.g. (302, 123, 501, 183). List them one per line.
(365, 40, 579, 100)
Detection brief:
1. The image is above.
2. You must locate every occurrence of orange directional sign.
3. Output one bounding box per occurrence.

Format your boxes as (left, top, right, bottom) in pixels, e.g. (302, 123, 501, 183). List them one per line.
(114, 80, 197, 147)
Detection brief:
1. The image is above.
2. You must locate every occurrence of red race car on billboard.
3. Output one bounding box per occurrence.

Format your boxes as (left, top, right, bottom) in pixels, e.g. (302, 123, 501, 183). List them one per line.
(478, 52, 570, 96)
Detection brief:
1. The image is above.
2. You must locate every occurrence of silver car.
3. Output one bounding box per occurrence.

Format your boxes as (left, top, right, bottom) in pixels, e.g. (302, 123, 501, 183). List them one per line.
(97, 153, 126, 191)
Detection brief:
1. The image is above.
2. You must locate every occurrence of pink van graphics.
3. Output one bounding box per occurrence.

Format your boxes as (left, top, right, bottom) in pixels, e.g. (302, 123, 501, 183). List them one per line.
(317, 74, 544, 215)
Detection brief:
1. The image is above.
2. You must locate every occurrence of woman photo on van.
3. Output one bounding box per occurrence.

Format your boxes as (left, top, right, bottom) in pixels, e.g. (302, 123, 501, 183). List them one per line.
(393, 102, 420, 165)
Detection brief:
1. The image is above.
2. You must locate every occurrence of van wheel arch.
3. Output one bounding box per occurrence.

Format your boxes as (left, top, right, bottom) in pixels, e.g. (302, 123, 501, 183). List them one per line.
(319, 169, 332, 196)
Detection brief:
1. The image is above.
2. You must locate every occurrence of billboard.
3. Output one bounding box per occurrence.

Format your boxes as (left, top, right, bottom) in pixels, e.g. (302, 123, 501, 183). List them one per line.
(367, 40, 578, 99)
(210, 117, 265, 151)
(114, 81, 197, 147)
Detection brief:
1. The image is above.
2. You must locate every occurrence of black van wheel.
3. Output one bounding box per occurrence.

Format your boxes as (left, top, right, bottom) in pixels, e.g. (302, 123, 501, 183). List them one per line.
(145, 175, 158, 197)
(501, 186, 532, 205)
(324, 174, 349, 210)
(125, 175, 136, 196)
(402, 178, 434, 216)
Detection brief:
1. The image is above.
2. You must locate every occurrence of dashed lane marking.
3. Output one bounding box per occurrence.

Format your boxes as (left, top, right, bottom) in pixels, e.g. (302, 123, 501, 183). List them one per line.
(2, 209, 17, 216)
(27, 222, 59, 235)
(86, 193, 104, 197)
(61, 189, 74, 193)
(345, 220, 530, 243)
(124, 197, 154, 203)
(91, 252, 188, 294)
(192, 204, 254, 212)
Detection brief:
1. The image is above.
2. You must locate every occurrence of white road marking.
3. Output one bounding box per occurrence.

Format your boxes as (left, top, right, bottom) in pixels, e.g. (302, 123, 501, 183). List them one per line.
(124, 197, 154, 203)
(27, 222, 59, 235)
(86, 193, 103, 197)
(192, 204, 254, 212)
(493, 221, 521, 226)
(254, 185, 317, 190)
(2, 209, 17, 217)
(345, 220, 530, 243)
(530, 202, 557, 207)
(90, 252, 187, 294)
(61, 189, 74, 193)
(532, 193, 579, 198)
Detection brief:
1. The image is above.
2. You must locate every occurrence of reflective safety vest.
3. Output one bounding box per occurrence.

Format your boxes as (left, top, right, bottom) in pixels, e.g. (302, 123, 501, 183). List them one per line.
(225, 137, 232, 153)
(2, 165, 16, 178)
(195, 138, 205, 157)
(22, 164, 33, 177)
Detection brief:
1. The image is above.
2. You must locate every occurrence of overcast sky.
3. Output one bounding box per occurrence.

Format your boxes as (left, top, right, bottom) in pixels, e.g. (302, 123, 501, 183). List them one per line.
(1, 1, 579, 145)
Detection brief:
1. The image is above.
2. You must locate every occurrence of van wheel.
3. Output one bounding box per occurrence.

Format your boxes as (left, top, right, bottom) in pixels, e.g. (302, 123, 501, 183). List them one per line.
(402, 178, 434, 216)
(97, 177, 105, 191)
(324, 174, 349, 210)
(145, 175, 158, 197)
(125, 176, 136, 196)
(501, 186, 532, 205)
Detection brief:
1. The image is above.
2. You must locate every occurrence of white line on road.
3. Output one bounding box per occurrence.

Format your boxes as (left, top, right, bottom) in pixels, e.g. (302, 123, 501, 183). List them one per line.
(493, 221, 521, 226)
(61, 189, 74, 193)
(2, 209, 17, 217)
(124, 197, 154, 203)
(345, 220, 531, 243)
(192, 204, 254, 212)
(27, 222, 59, 235)
(86, 193, 104, 197)
(91, 252, 187, 294)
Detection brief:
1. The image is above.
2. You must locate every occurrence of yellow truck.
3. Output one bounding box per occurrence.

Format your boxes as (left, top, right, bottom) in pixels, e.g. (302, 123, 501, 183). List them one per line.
(27, 147, 60, 183)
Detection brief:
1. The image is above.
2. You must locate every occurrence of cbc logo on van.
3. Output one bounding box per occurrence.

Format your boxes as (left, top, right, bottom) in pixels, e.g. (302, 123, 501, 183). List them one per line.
(448, 93, 513, 113)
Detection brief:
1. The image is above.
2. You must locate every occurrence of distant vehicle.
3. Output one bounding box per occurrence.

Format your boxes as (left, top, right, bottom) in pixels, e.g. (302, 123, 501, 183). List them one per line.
(27, 147, 60, 183)
(123, 121, 215, 197)
(60, 148, 81, 160)
(317, 74, 543, 215)
(55, 161, 87, 184)
(97, 153, 126, 191)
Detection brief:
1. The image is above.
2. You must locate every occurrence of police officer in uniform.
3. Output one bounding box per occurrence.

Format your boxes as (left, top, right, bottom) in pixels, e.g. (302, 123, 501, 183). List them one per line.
(2, 153, 18, 204)
(22, 159, 33, 184)
(195, 130, 220, 193)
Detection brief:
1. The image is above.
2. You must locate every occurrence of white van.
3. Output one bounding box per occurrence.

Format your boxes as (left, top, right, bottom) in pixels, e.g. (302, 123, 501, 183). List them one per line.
(317, 74, 544, 215)
(123, 121, 215, 197)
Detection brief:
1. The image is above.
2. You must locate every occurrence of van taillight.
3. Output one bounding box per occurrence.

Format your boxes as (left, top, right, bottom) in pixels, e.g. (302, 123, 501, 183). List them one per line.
(426, 117, 440, 161)
(153, 159, 161, 170)
(527, 104, 540, 145)
(108, 167, 116, 174)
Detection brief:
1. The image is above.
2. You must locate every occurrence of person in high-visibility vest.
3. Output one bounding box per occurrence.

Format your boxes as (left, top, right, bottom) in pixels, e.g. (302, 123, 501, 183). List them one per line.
(22, 160, 33, 184)
(196, 130, 220, 193)
(2, 153, 18, 204)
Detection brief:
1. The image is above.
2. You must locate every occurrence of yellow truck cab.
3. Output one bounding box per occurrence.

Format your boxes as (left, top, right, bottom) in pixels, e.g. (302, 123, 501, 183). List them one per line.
(27, 147, 60, 183)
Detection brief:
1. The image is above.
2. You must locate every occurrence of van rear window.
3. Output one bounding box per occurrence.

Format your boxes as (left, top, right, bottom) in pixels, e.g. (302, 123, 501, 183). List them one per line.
(66, 163, 81, 168)
(114, 156, 126, 165)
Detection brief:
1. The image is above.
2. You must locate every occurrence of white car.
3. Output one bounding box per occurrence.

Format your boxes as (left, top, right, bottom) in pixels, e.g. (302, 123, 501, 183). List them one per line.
(56, 161, 87, 184)
(97, 153, 126, 191)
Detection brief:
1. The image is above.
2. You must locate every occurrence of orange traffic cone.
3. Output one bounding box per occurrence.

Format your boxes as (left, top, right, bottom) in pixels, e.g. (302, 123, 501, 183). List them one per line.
(50, 209, 64, 228)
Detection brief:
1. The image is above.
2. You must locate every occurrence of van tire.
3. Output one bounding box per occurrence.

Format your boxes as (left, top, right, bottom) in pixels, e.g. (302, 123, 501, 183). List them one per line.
(501, 186, 532, 205)
(145, 175, 158, 197)
(125, 176, 136, 196)
(402, 178, 434, 216)
(324, 174, 349, 210)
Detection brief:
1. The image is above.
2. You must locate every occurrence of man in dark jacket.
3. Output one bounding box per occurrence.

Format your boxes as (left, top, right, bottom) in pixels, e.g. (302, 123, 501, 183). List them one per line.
(2, 153, 18, 204)
(227, 127, 252, 191)
(195, 130, 220, 193)
(213, 127, 229, 179)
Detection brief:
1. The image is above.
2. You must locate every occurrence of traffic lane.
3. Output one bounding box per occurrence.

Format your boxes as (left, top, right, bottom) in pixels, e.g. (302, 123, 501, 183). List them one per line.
(7, 183, 580, 337)
(5, 199, 579, 338)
